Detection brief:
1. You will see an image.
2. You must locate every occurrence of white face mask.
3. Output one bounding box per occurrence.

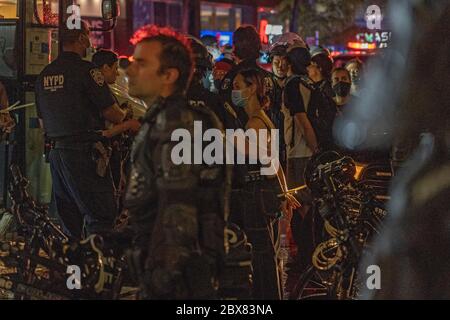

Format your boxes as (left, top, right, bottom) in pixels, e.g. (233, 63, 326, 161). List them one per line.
(231, 88, 250, 108)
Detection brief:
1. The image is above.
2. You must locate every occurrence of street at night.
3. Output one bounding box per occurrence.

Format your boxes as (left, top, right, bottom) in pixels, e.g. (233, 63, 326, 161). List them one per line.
(0, 0, 449, 308)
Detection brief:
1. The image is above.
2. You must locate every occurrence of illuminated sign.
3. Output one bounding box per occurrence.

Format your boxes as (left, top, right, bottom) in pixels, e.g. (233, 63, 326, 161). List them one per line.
(84, 17, 113, 49)
(200, 30, 233, 46)
(259, 19, 283, 44)
(355, 31, 391, 49)
(347, 42, 377, 50)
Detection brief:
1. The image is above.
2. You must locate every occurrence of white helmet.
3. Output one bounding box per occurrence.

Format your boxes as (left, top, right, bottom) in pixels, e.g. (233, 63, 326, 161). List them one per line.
(269, 32, 308, 52)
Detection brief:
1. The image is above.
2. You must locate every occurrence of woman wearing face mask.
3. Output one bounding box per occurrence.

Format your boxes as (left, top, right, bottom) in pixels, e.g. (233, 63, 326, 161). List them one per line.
(331, 67, 353, 115)
(231, 68, 300, 300)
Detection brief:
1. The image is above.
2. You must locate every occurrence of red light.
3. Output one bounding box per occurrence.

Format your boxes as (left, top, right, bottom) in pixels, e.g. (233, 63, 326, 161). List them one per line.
(259, 19, 268, 44)
(347, 42, 376, 50)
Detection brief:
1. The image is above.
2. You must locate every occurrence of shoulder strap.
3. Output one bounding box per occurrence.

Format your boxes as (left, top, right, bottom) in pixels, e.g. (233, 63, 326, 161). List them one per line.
(298, 76, 312, 112)
(224, 101, 238, 119)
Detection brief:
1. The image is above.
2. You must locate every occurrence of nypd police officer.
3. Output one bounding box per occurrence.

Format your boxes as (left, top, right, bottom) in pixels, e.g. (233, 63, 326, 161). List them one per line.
(35, 22, 127, 239)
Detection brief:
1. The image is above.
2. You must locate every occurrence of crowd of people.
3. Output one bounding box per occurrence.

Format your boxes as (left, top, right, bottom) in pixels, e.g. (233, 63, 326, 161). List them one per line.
(0, 0, 448, 301)
(26, 22, 370, 299)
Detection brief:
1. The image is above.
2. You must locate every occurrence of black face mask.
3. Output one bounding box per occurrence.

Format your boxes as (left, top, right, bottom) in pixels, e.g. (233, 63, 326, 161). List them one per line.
(214, 79, 222, 90)
(333, 82, 351, 97)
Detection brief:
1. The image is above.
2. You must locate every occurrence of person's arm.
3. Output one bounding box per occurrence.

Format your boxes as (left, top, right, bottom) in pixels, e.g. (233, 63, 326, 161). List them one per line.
(250, 120, 300, 214)
(0, 82, 9, 110)
(102, 119, 141, 138)
(102, 103, 127, 124)
(295, 112, 318, 153)
(85, 66, 126, 124)
(274, 161, 301, 219)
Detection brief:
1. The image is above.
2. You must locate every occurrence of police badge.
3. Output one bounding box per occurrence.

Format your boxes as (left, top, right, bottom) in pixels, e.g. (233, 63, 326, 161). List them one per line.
(90, 68, 105, 86)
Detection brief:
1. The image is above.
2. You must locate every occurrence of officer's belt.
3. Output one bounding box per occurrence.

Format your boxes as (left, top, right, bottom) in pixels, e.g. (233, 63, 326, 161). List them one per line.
(51, 132, 104, 149)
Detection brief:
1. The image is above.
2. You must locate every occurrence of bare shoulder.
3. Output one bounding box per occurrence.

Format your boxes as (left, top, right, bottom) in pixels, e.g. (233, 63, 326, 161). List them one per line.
(247, 116, 266, 130)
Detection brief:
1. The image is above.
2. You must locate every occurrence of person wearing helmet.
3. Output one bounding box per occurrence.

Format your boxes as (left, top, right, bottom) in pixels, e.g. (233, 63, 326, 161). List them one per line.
(268, 44, 289, 87)
(267, 33, 308, 171)
(309, 46, 333, 86)
(199, 35, 220, 91)
(266, 43, 289, 172)
(200, 34, 221, 61)
(186, 37, 225, 124)
(283, 45, 319, 189)
(307, 46, 337, 151)
(281, 44, 321, 297)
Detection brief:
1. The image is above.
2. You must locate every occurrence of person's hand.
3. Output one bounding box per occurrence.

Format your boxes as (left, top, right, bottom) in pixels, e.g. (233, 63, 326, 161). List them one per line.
(125, 119, 141, 134)
(120, 101, 134, 120)
(281, 193, 301, 223)
(285, 193, 301, 210)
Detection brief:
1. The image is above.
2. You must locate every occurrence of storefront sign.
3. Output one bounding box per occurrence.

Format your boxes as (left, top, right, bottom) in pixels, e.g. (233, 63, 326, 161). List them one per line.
(259, 19, 283, 44)
(354, 31, 391, 49)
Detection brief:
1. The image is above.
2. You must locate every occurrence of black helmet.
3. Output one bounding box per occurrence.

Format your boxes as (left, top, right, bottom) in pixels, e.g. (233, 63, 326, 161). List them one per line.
(310, 46, 334, 79)
(310, 45, 332, 59)
(268, 44, 288, 63)
(286, 46, 311, 75)
(188, 36, 213, 70)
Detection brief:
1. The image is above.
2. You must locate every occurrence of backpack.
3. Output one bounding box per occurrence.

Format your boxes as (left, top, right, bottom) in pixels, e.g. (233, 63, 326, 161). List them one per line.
(281, 75, 313, 152)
